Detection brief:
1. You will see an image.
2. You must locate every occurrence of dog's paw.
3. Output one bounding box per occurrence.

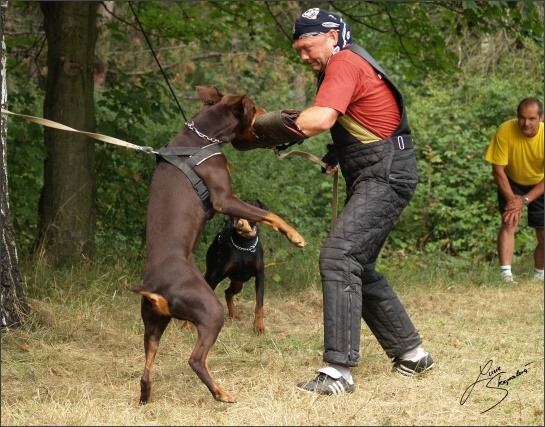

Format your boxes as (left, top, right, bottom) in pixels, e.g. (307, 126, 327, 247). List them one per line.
(288, 233, 307, 248)
(215, 391, 237, 403)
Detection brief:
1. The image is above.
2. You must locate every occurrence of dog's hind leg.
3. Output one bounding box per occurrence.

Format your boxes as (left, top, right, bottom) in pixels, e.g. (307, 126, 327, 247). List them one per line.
(188, 296, 236, 403)
(138, 296, 172, 404)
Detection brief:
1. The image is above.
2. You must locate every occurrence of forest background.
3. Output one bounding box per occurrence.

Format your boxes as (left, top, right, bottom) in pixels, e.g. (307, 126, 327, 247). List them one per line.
(3, 1, 544, 275)
(1, 2, 544, 426)
(3, 1, 544, 278)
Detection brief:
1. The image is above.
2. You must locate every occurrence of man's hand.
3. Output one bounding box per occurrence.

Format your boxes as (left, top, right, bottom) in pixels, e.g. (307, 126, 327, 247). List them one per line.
(502, 195, 524, 226)
(324, 165, 339, 175)
(321, 143, 338, 174)
(504, 194, 525, 212)
(502, 208, 522, 226)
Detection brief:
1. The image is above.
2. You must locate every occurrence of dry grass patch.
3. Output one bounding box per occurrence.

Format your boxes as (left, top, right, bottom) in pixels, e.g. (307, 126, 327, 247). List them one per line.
(1, 271, 543, 426)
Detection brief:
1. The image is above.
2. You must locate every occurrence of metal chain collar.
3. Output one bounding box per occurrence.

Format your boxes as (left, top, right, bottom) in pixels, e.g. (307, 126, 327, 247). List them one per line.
(186, 121, 225, 144)
(230, 235, 259, 252)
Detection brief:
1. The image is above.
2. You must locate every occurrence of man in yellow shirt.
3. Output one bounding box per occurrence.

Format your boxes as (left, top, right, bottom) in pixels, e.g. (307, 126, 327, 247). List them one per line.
(485, 98, 544, 282)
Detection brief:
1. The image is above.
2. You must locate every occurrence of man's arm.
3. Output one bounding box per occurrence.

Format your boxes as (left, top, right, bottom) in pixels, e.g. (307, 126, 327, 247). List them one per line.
(296, 106, 340, 174)
(493, 164, 544, 225)
(294, 106, 339, 137)
(491, 164, 522, 225)
(525, 178, 544, 201)
(505, 178, 544, 211)
(491, 164, 515, 202)
(232, 105, 339, 151)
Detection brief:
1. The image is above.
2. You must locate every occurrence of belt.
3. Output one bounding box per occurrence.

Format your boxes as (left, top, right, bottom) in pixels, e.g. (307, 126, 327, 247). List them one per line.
(338, 134, 415, 150)
(391, 135, 414, 150)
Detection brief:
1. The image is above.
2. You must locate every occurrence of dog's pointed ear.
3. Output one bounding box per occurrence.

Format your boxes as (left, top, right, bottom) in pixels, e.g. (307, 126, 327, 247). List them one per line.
(227, 95, 255, 129)
(196, 85, 224, 105)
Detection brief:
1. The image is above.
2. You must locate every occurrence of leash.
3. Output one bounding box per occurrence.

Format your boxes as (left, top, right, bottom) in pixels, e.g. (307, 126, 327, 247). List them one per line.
(1, 108, 156, 153)
(274, 148, 338, 227)
(2, 108, 340, 226)
(1, 108, 219, 219)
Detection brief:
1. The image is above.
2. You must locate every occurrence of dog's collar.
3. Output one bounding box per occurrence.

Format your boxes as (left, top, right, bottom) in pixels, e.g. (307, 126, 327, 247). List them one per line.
(186, 121, 226, 144)
(230, 235, 259, 253)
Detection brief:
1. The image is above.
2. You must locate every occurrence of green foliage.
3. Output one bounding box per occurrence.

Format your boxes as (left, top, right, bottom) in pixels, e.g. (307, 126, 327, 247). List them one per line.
(94, 68, 185, 258)
(4, 1, 544, 273)
(393, 73, 543, 262)
(5, 80, 45, 252)
(458, 0, 543, 44)
(338, 1, 461, 82)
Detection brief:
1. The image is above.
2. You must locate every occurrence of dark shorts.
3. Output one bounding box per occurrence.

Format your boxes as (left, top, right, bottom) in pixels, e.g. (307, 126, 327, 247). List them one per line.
(498, 177, 544, 229)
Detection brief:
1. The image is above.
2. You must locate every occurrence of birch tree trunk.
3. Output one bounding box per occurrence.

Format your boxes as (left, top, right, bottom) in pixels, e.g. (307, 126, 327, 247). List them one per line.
(1, 0, 30, 329)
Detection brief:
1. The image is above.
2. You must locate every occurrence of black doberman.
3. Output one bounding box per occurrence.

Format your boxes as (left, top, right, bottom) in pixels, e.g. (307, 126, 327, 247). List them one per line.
(205, 199, 268, 335)
(132, 85, 306, 404)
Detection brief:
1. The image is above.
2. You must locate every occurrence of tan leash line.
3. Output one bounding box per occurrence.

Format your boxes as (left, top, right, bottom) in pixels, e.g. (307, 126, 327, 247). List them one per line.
(275, 149, 338, 227)
(2, 108, 340, 225)
(1, 108, 155, 153)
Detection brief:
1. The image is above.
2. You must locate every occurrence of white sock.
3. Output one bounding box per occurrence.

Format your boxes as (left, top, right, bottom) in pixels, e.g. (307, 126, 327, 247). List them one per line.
(500, 265, 512, 275)
(534, 268, 544, 277)
(399, 346, 428, 362)
(318, 364, 353, 384)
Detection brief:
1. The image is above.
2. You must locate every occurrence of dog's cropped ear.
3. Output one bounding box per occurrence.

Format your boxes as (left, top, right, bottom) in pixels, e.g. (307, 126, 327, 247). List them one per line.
(241, 95, 256, 123)
(196, 85, 223, 105)
(233, 97, 265, 142)
(223, 95, 251, 120)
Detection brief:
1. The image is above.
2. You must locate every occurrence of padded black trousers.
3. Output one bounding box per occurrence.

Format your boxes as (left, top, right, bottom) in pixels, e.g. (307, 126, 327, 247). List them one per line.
(319, 138, 422, 366)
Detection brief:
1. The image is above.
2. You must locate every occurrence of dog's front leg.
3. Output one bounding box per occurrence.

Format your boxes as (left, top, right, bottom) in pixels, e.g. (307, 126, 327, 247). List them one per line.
(257, 212, 306, 247)
(254, 272, 265, 335)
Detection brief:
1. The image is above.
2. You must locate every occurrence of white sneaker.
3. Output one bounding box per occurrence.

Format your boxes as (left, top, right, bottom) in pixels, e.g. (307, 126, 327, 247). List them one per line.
(533, 271, 544, 281)
(501, 271, 514, 282)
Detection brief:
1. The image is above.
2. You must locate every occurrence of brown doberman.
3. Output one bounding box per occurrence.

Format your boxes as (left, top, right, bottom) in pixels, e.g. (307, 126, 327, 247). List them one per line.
(132, 85, 306, 404)
(205, 199, 268, 335)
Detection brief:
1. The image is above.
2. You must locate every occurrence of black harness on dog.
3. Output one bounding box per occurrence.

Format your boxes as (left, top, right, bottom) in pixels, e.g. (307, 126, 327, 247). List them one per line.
(154, 121, 231, 220)
(155, 142, 222, 220)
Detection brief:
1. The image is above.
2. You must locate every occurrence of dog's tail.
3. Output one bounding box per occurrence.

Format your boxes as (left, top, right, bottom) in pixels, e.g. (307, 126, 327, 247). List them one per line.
(132, 284, 172, 317)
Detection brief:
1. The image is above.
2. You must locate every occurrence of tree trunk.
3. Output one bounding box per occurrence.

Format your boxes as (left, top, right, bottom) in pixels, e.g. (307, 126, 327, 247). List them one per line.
(1, 0, 30, 329)
(35, 1, 99, 267)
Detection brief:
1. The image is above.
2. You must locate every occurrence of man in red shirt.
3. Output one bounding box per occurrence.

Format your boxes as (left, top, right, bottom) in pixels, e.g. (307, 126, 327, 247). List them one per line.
(234, 8, 435, 395)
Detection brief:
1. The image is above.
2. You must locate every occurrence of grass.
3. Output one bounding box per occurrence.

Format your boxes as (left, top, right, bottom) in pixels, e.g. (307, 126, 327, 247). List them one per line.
(1, 253, 543, 426)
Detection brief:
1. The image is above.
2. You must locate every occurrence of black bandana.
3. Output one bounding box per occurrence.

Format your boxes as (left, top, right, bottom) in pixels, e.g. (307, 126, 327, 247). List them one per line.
(292, 8, 355, 53)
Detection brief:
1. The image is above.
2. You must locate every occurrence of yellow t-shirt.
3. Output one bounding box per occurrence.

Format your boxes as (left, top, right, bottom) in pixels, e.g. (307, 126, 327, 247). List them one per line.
(485, 118, 544, 186)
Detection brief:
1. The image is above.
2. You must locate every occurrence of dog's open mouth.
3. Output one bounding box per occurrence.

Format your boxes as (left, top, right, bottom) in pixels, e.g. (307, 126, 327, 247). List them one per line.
(234, 218, 257, 238)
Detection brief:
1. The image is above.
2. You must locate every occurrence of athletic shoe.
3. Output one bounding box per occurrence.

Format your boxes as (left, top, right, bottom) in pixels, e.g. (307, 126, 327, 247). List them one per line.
(534, 271, 544, 281)
(296, 373, 354, 395)
(501, 271, 515, 283)
(392, 353, 435, 377)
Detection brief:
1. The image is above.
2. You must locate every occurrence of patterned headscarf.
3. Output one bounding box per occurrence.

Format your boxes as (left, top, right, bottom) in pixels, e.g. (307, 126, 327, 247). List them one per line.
(292, 8, 355, 54)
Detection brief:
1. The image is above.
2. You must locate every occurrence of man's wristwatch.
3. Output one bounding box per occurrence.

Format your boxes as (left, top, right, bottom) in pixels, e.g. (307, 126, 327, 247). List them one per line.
(523, 195, 530, 206)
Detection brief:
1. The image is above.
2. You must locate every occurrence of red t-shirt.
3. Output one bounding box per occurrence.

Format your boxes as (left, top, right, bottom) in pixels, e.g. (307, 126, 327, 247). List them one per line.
(314, 49, 400, 139)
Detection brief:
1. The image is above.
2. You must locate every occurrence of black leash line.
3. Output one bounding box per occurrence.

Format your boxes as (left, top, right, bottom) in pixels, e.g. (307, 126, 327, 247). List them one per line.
(128, 1, 187, 122)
